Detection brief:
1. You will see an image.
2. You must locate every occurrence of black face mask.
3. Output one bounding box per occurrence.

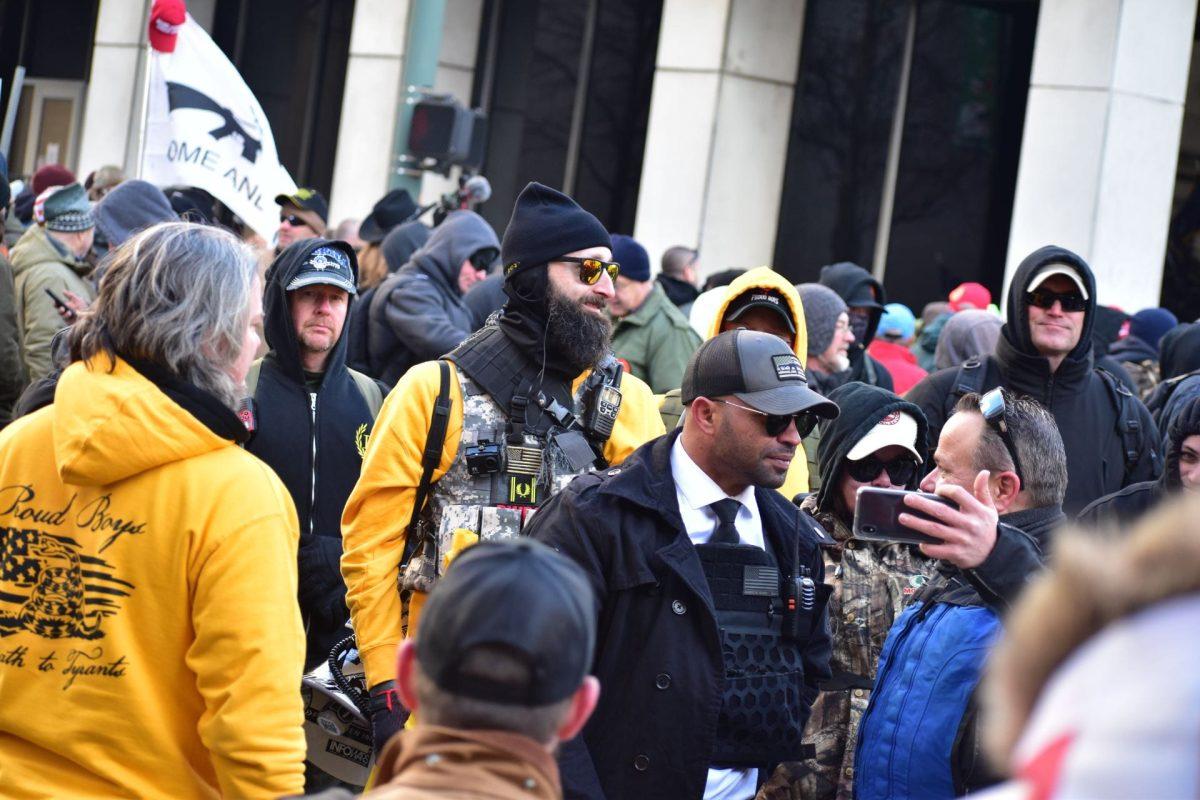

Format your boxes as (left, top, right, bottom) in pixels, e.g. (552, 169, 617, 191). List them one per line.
(848, 310, 870, 344)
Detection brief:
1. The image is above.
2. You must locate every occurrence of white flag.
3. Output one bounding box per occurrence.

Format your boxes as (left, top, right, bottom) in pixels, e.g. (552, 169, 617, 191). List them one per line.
(141, 14, 295, 240)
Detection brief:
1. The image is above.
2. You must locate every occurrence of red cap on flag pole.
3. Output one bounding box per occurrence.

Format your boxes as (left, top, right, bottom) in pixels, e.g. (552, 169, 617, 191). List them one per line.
(149, 0, 187, 53)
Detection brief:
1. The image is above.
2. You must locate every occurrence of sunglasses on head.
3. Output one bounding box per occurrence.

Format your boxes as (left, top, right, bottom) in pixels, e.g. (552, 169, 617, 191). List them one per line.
(280, 213, 309, 228)
(978, 387, 1025, 484)
(710, 397, 818, 438)
(846, 453, 920, 485)
(1027, 287, 1086, 313)
(557, 256, 620, 285)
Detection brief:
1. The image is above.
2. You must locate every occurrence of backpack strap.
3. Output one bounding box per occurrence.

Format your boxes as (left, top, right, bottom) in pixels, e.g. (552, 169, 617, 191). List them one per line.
(400, 360, 453, 568)
(347, 368, 385, 417)
(1095, 366, 1147, 480)
(944, 357, 989, 419)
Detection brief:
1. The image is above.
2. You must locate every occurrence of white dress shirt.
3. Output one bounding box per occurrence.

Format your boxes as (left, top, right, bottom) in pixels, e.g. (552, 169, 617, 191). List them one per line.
(669, 436, 762, 800)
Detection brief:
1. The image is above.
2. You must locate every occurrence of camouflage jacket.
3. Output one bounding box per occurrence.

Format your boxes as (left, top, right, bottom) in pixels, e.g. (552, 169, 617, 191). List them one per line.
(1120, 358, 1161, 402)
(758, 496, 935, 800)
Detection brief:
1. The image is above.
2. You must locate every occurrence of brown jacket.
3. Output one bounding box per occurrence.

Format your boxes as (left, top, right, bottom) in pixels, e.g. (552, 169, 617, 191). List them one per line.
(361, 726, 561, 800)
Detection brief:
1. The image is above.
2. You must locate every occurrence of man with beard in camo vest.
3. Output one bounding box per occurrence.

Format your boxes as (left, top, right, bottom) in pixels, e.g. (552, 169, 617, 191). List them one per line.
(340, 182, 664, 761)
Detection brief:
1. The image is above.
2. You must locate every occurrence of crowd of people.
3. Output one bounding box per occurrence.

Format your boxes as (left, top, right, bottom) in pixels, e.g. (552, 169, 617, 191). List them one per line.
(0, 158, 1198, 800)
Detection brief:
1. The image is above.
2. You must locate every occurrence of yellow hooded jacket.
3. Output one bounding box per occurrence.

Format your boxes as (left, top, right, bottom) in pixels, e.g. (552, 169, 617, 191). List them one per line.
(0, 356, 306, 799)
(341, 362, 664, 687)
(690, 266, 813, 498)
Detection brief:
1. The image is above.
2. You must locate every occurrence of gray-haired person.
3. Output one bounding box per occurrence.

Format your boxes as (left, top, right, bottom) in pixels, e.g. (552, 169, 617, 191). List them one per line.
(851, 389, 1067, 799)
(0, 221, 307, 797)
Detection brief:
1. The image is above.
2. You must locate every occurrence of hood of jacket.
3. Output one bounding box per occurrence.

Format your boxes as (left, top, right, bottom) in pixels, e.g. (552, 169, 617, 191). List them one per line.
(1162, 395, 1200, 492)
(819, 261, 885, 346)
(934, 309, 1004, 371)
(381, 220, 432, 273)
(263, 237, 359, 385)
(403, 210, 499, 298)
(1000, 245, 1097, 363)
(10, 224, 89, 279)
(1159, 323, 1200, 380)
(815, 382, 928, 512)
(53, 354, 246, 487)
(1109, 334, 1157, 364)
(706, 266, 807, 356)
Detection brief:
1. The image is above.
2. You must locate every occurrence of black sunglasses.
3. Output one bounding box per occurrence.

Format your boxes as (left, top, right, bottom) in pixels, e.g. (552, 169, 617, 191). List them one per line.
(846, 454, 921, 485)
(280, 213, 310, 228)
(469, 248, 498, 272)
(556, 256, 620, 286)
(978, 387, 1024, 484)
(711, 398, 818, 438)
(1027, 288, 1086, 313)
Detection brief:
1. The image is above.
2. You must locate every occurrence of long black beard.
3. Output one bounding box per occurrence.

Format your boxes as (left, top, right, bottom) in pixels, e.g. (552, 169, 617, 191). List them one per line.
(547, 289, 612, 373)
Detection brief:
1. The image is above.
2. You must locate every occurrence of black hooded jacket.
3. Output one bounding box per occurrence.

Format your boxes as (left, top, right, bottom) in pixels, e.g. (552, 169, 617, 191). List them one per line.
(346, 220, 430, 375)
(246, 238, 379, 671)
(818, 262, 894, 391)
(815, 382, 928, 513)
(367, 211, 499, 386)
(906, 245, 1161, 514)
(1079, 394, 1200, 526)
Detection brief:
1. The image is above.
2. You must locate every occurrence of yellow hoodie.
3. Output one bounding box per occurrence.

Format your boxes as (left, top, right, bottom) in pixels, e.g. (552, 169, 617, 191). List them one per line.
(0, 356, 306, 798)
(700, 267, 812, 498)
(342, 363, 664, 688)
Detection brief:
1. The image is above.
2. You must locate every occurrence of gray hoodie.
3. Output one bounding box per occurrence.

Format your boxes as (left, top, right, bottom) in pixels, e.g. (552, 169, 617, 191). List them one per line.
(367, 210, 499, 385)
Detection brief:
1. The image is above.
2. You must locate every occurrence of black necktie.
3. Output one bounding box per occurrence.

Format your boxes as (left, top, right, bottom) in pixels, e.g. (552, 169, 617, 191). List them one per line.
(708, 499, 742, 544)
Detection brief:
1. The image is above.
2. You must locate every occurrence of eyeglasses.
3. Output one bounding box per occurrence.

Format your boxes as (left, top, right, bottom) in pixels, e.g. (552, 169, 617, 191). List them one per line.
(469, 249, 497, 272)
(1027, 288, 1086, 313)
(846, 454, 921, 485)
(711, 397, 818, 438)
(978, 387, 1024, 484)
(556, 256, 620, 286)
(280, 213, 310, 228)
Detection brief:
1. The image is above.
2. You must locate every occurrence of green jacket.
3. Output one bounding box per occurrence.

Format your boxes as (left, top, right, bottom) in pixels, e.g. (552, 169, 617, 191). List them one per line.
(11, 225, 95, 383)
(0, 250, 26, 426)
(610, 283, 701, 393)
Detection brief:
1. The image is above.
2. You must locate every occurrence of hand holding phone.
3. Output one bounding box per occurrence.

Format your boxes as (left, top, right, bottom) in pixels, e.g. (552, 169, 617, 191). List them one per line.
(852, 487, 958, 545)
(44, 288, 77, 323)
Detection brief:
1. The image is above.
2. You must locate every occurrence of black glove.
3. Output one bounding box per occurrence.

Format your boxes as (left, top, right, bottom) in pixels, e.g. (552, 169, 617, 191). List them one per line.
(368, 681, 409, 756)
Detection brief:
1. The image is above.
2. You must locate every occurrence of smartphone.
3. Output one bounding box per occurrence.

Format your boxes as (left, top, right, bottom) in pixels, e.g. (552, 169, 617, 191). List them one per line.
(44, 288, 77, 322)
(852, 487, 958, 545)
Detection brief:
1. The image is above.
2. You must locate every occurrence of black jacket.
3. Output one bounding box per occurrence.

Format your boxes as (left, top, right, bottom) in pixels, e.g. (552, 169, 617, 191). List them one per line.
(524, 431, 833, 800)
(246, 238, 379, 671)
(1079, 390, 1200, 526)
(905, 246, 1161, 514)
(818, 262, 894, 391)
(346, 221, 430, 375)
(367, 211, 499, 386)
(657, 273, 700, 308)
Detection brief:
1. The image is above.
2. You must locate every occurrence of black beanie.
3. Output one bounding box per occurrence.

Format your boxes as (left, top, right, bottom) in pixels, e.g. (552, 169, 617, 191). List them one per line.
(500, 182, 610, 279)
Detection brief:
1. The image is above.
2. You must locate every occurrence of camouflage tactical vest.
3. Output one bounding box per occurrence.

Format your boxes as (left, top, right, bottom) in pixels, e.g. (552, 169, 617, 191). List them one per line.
(419, 366, 595, 577)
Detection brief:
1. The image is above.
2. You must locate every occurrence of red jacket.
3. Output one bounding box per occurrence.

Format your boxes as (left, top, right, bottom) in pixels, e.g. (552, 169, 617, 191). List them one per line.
(867, 339, 928, 395)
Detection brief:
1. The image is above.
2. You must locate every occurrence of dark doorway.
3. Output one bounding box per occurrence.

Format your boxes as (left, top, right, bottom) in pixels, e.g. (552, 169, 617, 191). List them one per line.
(211, 0, 354, 196)
(472, 0, 662, 234)
(774, 0, 1038, 311)
(1161, 14, 1200, 322)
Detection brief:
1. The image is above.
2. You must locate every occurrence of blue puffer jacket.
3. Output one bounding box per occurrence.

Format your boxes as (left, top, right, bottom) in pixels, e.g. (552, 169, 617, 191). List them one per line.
(854, 506, 1061, 799)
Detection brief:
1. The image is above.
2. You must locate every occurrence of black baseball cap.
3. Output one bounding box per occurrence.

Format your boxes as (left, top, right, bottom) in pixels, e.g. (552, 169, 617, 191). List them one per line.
(359, 189, 418, 243)
(415, 539, 597, 706)
(286, 242, 358, 295)
(682, 329, 839, 418)
(724, 289, 796, 334)
(275, 187, 328, 228)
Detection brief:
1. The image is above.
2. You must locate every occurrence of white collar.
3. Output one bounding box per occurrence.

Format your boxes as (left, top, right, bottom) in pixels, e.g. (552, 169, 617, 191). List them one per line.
(670, 435, 758, 512)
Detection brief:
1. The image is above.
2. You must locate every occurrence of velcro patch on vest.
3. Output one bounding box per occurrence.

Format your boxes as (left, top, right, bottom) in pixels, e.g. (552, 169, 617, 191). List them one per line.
(743, 565, 780, 596)
(507, 475, 539, 505)
(772, 354, 805, 381)
(505, 445, 542, 476)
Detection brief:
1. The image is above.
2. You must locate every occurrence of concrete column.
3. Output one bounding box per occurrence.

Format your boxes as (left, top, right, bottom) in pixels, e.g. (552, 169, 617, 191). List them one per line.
(329, 0, 484, 222)
(76, 0, 151, 175)
(328, 0, 411, 222)
(633, 0, 805, 278)
(1004, 0, 1197, 309)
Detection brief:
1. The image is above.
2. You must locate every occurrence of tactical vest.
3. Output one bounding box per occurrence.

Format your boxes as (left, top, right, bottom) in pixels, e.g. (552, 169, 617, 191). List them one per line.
(696, 539, 821, 766)
(419, 367, 596, 577)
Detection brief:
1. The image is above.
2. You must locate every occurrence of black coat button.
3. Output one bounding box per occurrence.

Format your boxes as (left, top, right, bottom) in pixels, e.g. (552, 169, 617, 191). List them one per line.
(671, 599, 686, 615)
(654, 673, 671, 690)
(633, 754, 650, 771)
